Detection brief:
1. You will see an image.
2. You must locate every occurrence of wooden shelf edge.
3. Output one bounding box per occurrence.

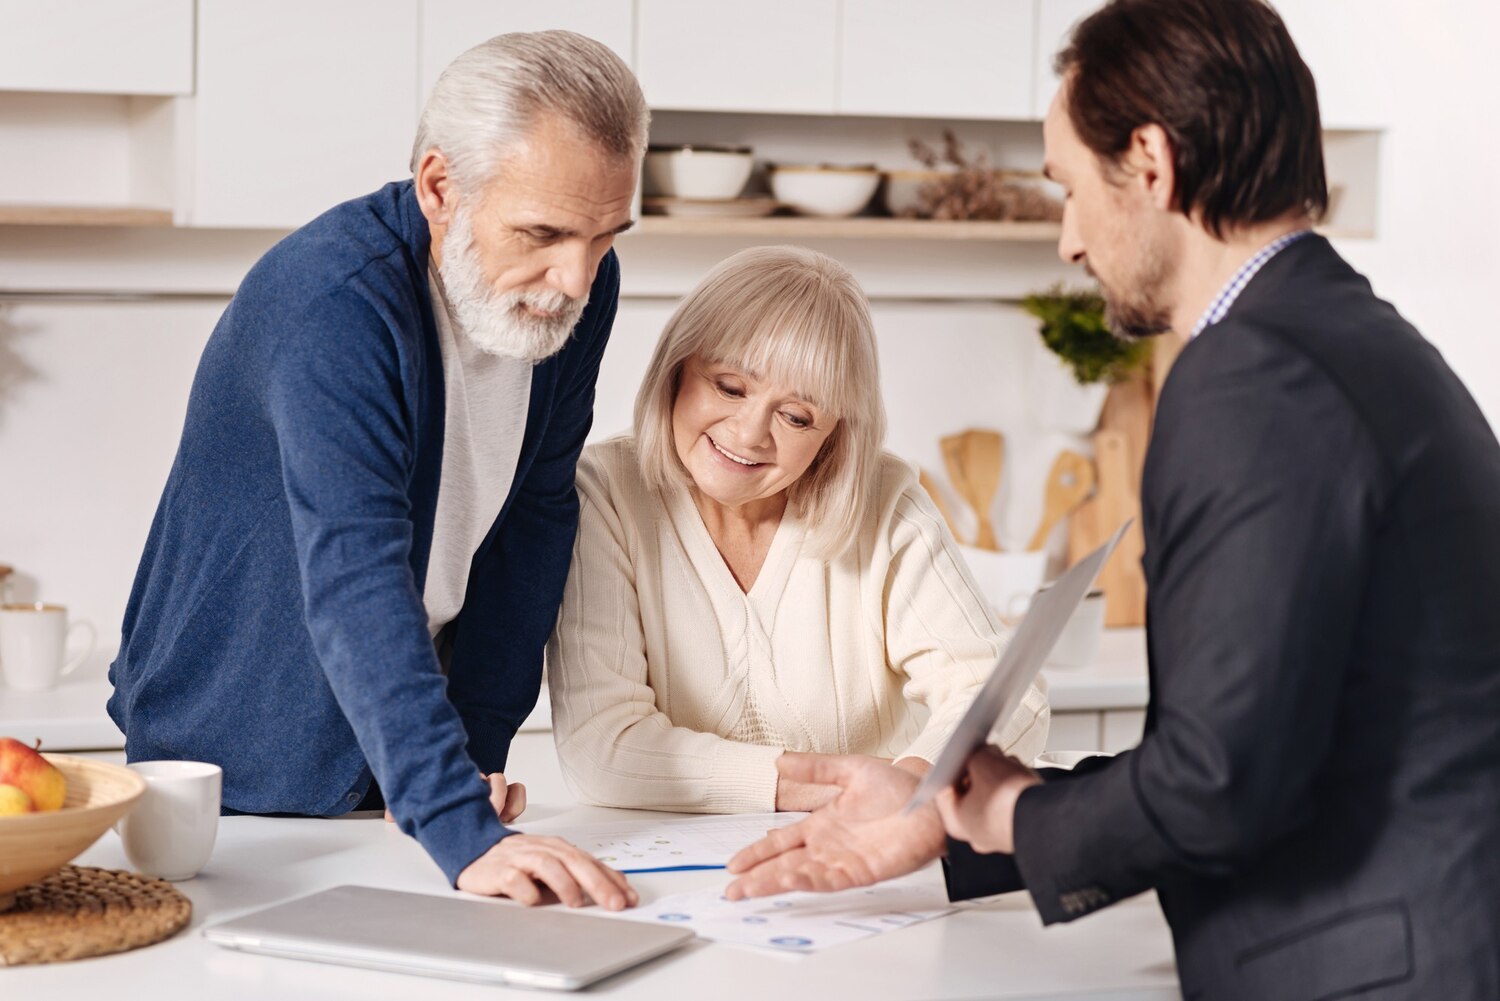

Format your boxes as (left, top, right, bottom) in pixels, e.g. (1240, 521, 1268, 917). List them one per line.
(0, 205, 174, 227)
(636, 215, 1062, 241)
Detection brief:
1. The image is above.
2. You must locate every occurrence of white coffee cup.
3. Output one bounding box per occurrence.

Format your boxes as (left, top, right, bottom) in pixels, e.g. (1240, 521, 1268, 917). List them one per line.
(115, 760, 222, 881)
(958, 546, 1048, 626)
(1044, 589, 1106, 669)
(0, 603, 96, 691)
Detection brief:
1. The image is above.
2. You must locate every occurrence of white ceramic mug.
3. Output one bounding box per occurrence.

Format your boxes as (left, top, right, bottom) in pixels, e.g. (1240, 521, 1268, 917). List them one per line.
(0, 603, 96, 691)
(958, 547, 1048, 626)
(115, 760, 222, 881)
(1044, 589, 1106, 669)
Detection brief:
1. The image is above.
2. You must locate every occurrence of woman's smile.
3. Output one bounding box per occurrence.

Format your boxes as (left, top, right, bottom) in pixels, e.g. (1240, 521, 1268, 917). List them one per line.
(705, 434, 765, 469)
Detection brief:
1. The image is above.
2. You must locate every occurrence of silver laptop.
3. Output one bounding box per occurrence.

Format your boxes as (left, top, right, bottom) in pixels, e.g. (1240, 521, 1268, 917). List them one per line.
(203, 885, 695, 990)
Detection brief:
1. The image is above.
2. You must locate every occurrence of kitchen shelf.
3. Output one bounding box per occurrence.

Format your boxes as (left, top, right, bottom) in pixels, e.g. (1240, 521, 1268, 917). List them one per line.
(0, 205, 173, 227)
(635, 215, 1062, 241)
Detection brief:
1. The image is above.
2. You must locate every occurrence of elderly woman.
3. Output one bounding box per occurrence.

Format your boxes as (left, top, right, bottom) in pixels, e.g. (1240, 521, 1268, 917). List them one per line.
(547, 246, 1048, 813)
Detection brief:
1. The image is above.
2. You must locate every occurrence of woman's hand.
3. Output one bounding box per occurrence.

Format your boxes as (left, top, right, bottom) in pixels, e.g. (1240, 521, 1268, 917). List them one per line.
(774, 771, 841, 811)
(385, 772, 527, 824)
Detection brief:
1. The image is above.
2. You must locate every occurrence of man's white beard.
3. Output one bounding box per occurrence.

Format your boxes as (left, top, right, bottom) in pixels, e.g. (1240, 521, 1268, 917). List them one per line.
(437, 205, 588, 363)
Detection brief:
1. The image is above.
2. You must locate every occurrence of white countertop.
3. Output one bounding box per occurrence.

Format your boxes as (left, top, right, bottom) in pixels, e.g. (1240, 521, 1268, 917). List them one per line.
(10, 770, 1179, 999)
(1, 630, 1150, 753)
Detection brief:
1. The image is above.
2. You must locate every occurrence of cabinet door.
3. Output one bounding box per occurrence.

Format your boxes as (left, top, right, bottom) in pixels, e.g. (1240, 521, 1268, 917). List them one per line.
(0, 0, 193, 95)
(1032, 0, 1099, 118)
(189, 0, 420, 229)
(636, 0, 838, 113)
(420, 1, 634, 104)
(840, 0, 1035, 119)
(1274, 1, 1388, 129)
(1101, 709, 1146, 753)
(1046, 711, 1102, 753)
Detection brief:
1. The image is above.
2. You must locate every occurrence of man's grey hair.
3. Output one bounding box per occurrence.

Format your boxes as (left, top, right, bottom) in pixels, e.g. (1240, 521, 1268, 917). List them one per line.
(411, 30, 649, 191)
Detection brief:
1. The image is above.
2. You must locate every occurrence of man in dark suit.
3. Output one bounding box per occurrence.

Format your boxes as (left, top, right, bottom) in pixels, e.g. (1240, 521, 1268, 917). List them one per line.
(725, 1, 1500, 996)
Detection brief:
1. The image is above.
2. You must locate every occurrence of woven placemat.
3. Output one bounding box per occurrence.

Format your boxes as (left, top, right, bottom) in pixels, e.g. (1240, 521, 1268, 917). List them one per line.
(0, 865, 192, 966)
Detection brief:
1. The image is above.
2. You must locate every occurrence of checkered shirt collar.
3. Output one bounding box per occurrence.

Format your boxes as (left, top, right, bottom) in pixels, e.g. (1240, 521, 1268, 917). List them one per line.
(1190, 229, 1314, 338)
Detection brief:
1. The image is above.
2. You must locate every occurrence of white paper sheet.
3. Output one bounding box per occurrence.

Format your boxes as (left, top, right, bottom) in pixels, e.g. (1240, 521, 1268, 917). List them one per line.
(606, 869, 956, 953)
(514, 812, 807, 872)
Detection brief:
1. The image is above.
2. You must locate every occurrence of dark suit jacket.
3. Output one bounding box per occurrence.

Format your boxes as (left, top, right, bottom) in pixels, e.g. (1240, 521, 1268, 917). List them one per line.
(944, 236, 1500, 1000)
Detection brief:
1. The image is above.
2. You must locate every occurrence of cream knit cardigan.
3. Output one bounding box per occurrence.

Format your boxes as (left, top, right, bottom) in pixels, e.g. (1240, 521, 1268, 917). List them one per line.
(547, 436, 1050, 812)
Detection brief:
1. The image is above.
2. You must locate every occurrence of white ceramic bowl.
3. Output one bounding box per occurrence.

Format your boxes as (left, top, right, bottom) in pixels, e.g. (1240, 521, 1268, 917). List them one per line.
(769, 165, 880, 218)
(645, 145, 753, 200)
(881, 169, 953, 217)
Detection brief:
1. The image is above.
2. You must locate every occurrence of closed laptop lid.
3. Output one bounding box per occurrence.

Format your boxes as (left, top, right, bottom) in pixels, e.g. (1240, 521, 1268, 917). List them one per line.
(203, 884, 694, 991)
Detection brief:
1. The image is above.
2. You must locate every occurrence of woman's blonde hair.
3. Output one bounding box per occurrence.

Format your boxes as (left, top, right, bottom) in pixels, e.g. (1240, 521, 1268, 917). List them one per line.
(634, 246, 886, 560)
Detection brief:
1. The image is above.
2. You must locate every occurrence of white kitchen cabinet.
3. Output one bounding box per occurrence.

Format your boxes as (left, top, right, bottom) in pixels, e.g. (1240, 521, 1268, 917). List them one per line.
(1031, 0, 1098, 118)
(187, 0, 420, 229)
(839, 0, 1036, 119)
(0, 0, 194, 95)
(1045, 711, 1102, 753)
(636, 0, 839, 114)
(419, 1, 635, 103)
(1101, 709, 1146, 753)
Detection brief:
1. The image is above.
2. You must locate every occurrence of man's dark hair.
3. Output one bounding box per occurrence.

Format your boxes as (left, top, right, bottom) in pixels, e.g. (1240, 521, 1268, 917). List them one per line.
(1056, 0, 1327, 237)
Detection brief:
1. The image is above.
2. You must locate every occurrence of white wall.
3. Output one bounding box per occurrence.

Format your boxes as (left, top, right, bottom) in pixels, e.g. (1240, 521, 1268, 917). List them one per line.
(1329, 0, 1500, 429)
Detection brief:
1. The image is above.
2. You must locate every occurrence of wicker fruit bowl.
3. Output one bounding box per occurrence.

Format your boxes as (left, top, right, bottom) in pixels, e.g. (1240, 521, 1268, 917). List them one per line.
(0, 754, 146, 911)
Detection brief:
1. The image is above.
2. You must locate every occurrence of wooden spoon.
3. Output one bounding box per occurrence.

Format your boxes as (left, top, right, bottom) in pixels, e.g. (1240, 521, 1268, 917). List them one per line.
(940, 430, 1005, 551)
(1028, 450, 1095, 552)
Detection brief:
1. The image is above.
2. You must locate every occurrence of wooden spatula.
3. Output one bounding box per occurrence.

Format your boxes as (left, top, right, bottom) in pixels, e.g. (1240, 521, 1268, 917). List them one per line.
(1028, 450, 1095, 551)
(961, 429, 1004, 551)
(940, 429, 1004, 551)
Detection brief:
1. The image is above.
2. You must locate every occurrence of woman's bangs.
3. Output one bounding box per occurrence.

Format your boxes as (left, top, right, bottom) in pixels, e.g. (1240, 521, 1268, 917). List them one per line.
(701, 294, 855, 419)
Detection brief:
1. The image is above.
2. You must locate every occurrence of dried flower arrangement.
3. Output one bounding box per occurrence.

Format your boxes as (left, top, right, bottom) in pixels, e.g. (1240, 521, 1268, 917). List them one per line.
(903, 130, 1063, 222)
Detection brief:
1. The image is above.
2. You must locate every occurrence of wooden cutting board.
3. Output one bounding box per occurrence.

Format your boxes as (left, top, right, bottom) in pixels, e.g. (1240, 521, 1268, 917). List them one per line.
(1069, 428, 1145, 626)
(1065, 340, 1184, 627)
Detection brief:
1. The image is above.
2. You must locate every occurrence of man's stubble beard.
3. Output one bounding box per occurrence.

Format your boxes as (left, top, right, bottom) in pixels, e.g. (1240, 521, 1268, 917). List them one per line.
(1092, 224, 1176, 342)
(437, 203, 589, 363)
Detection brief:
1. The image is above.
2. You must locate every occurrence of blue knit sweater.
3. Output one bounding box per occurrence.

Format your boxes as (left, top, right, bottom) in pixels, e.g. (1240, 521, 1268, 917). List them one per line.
(108, 180, 619, 884)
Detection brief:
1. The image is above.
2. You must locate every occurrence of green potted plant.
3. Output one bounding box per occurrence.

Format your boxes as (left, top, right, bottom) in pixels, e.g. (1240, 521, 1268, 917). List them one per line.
(1022, 285, 1150, 385)
(1021, 285, 1151, 433)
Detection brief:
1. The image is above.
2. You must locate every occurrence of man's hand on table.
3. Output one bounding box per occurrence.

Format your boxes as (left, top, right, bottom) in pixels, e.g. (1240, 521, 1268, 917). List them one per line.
(458, 834, 638, 910)
(724, 753, 945, 900)
(935, 745, 1041, 854)
(385, 772, 526, 824)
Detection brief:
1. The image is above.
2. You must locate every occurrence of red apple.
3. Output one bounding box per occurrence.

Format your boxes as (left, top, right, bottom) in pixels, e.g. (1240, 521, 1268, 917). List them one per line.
(0, 737, 66, 812)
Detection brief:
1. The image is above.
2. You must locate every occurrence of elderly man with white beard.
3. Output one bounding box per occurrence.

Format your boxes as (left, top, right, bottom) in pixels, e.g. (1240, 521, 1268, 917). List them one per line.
(108, 31, 646, 909)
